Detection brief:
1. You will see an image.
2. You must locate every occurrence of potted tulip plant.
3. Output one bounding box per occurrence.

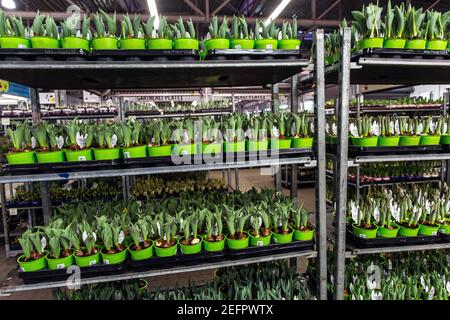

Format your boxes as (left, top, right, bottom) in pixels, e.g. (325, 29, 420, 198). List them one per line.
(179, 215, 203, 255)
(404, 5, 427, 49)
(349, 116, 379, 147)
(271, 202, 294, 243)
(399, 117, 421, 146)
(146, 120, 173, 157)
(350, 200, 378, 239)
(172, 118, 197, 155)
(97, 216, 128, 265)
(204, 16, 230, 51)
(440, 115, 450, 144)
(93, 122, 121, 160)
(424, 10, 449, 50)
(437, 192, 450, 235)
(73, 221, 101, 267)
(225, 207, 250, 250)
(64, 120, 95, 161)
(120, 14, 145, 49)
(254, 19, 278, 50)
(60, 15, 91, 51)
(376, 198, 399, 238)
(120, 119, 147, 158)
(248, 208, 271, 246)
(269, 112, 292, 149)
(352, 3, 384, 50)
(397, 198, 421, 237)
(91, 10, 118, 50)
(418, 196, 440, 236)
(245, 114, 269, 152)
(378, 115, 399, 146)
(222, 113, 245, 153)
(17, 229, 48, 272)
(278, 19, 300, 49)
(6, 121, 36, 164)
(0, 10, 30, 48)
(171, 17, 199, 50)
(31, 12, 60, 48)
(154, 217, 178, 257)
(44, 223, 75, 270)
(146, 15, 173, 49)
(203, 209, 225, 252)
(32, 122, 66, 163)
(292, 113, 313, 148)
(383, 1, 406, 49)
(230, 15, 254, 49)
(292, 204, 315, 241)
(202, 117, 222, 155)
(129, 217, 154, 261)
(420, 117, 442, 145)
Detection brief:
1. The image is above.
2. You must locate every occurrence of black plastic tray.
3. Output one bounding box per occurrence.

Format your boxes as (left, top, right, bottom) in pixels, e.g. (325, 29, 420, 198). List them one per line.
(346, 226, 441, 248)
(91, 49, 199, 61)
(18, 262, 126, 285)
(438, 232, 450, 242)
(352, 176, 441, 186)
(352, 48, 449, 61)
(227, 240, 314, 257)
(205, 48, 302, 60)
(0, 48, 90, 61)
(326, 143, 444, 157)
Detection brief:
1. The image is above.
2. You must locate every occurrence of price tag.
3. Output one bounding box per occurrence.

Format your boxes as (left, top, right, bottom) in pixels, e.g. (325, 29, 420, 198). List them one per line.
(123, 152, 130, 159)
(2, 118, 10, 126)
(9, 208, 17, 216)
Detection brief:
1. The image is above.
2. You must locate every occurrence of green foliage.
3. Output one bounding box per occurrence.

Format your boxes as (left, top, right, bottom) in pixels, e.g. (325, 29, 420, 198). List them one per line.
(352, 3, 383, 39)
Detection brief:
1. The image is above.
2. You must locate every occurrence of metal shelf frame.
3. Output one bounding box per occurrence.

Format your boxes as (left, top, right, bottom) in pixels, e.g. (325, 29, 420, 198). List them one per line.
(0, 31, 329, 299)
(323, 27, 450, 300)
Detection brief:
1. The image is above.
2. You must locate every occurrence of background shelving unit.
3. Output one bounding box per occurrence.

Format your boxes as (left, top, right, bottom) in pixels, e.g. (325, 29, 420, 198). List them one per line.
(0, 32, 328, 299)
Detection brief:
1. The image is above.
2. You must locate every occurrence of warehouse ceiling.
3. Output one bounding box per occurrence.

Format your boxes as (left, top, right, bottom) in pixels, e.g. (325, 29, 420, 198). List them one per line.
(5, 0, 450, 32)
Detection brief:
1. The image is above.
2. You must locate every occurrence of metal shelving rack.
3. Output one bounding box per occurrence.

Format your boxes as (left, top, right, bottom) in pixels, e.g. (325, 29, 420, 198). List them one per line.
(0, 31, 328, 299)
(319, 28, 450, 300)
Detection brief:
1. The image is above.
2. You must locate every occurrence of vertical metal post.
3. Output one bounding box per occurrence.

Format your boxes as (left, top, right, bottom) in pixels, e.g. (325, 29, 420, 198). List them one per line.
(333, 27, 351, 301)
(314, 29, 328, 300)
(234, 168, 239, 190)
(40, 181, 51, 224)
(355, 166, 361, 201)
(272, 84, 282, 193)
(290, 76, 299, 206)
(0, 184, 10, 257)
(355, 85, 361, 119)
(119, 97, 130, 200)
(227, 169, 232, 191)
(445, 90, 450, 184)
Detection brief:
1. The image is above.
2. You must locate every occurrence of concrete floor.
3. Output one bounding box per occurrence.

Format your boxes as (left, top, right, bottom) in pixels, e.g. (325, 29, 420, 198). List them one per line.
(0, 169, 315, 300)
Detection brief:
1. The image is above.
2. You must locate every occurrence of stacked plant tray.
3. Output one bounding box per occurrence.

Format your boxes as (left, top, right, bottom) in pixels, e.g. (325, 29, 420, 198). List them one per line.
(205, 48, 303, 60)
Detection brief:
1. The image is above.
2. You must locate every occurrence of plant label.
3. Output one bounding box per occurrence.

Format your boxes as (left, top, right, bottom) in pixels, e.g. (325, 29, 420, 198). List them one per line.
(234, 45, 241, 49)
(57, 263, 65, 269)
(103, 259, 110, 265)
(257, 241, 264, 247)
(124, 151, 131, 159)
(78, 156, 86, 161)
(432, 231, 437, 236)
(89, 260, 96, 266)
(9, 208, 17, 216)
(358, 234, 367, 238)
(266, 44, 273, 49)
(1, 117, 10, 125)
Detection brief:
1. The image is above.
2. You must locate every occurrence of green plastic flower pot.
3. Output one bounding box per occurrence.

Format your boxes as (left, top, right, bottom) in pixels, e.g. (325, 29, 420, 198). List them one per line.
(249, 232, 271, 246)
(31, 36, 60, 49)
(223, 141, 245, 153)
(258, 140, 269, 151)
(173, 144, 197, 155)
(101, 249, 128, 265)
(383, 38, 406, 49)
(226, 235, 249, 250)
(272, 228, 294, 244)
(91, 37, 118, 50)
(122, 145, 147, 159)
(17, 253, 47, 272)
(148, 145, 172, 157)
(174, 38, 199, 50)
(0, 36, 30, 48)
(154, 243, 178, 257)
(448, 41, 450, 51)
(441, 135, 450, 145)
(119, 38, 146, 49)
(397, 223, 419, 237)
(6, 151, 36, 165)
(405, 39, 426, 50)
(357, 37, 384, 50)
(204, 38, 230, 51)
(74, 251, 101, 267)
(278, 39, 301, 50)
(376, 225, 399, 238)
(179, 238, 203, 255)
(420, 135, 441, 146)
(254, 38, 278, 50)
(64, 149, 93, 162)
(418, 223, 439, 236)
(93, 148, 121, 160)
(202, 143, 222, 155)
(438, 223, 450, 235)
(352, 224, 378, 239)
(204, 239, 225, 252)
(230, 38, 254, 49)
(270, 138, 292, 150)
(129, 244, 153, 261)
(147, 38, 173, 49)
(46, 254, 74, 270)
(246, 140, 258, 152)
(293, 228, 315, 241)
(377, 136, 400, 147)
(61, 37, 90, 51)
(36, 150, 65, 163)
(292, 137, 314, 148)
(399, 136, 420, 146)
(426, 39, 447, 51)
(351, 136, 378, 147)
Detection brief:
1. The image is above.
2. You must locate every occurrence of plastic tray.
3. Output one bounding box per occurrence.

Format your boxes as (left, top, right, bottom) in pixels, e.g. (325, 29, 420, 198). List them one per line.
(346, 226, 441, 248)
(352, 48, 449, 61)
(0, 48, 90, 61)
(227, 240, 314, 257)
(205, 49, 302, 60)
(91, 49, 199, 61)
(18, 262, 127, 285)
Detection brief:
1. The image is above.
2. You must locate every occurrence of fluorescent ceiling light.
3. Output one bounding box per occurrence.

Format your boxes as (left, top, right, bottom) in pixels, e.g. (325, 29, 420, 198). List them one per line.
(0, 99, 17, 104)
(1, 0, 16, 9)
(265, 0, 292, 25)
(2, 93, 27, 101)
(147, 0, 159, 28)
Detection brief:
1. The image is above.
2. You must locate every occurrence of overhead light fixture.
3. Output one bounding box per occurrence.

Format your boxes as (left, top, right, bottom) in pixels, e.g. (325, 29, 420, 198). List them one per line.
(147, 0, 159, 28)
(265, 0, 292, 25)
(2, 93, 27, 100)
(1, 0, 16, 9)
